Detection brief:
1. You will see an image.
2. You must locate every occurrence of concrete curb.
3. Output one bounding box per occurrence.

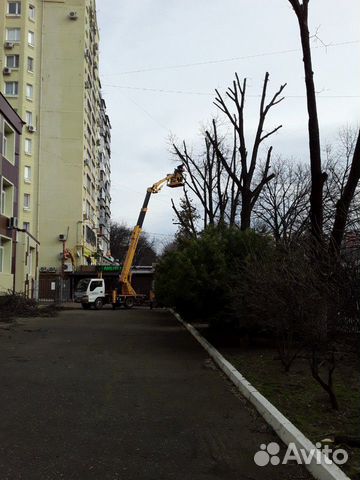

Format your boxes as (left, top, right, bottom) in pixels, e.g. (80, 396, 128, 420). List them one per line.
(170, 309, 350, 480)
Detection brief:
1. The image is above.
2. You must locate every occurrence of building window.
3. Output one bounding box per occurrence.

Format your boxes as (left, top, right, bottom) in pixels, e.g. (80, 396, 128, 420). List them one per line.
(27, 57, 34, 72)
(24, 166, 32, 182)
(26, 83, 33, 100)
(6, 55, 20, 69)
(23, 222, 30, 232)
(28, 4, 35, 20)
(2, 121, 15, 163)
(6, 28, 20, 42)
(25, 111, 33, 126)
(0, 237, 12, 274)
(1, 178, 14, 217)
(7, 2, 21, 16)
(86, 175, 91, 192)
(28, 248, 33, 274)
(24, 193, 31, 210)
(24, 139, 32, 155)
(28, 31, 35, 46)
(5, 81, 18, 97)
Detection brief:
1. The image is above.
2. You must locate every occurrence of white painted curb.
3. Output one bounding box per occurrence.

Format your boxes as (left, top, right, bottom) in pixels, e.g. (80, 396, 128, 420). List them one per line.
(170, 309, 350, 480)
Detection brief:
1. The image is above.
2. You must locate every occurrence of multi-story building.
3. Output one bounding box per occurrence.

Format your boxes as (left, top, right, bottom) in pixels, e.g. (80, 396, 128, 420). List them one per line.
(0, 0, 111, 288)
(97, 97, 111, 263)
(0, 92, 21, 293)
(0, 91, 39, 295)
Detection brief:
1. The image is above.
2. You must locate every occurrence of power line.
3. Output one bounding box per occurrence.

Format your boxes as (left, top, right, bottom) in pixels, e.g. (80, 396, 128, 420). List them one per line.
(103, 40, 360, 76)
(117, 90, 169, 131)
(104, 85, 212, 96)
(103, 84, 360, 99)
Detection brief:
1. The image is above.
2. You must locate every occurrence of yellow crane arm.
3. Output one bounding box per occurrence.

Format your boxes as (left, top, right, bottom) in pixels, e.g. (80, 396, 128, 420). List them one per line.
(118, 165, 185, 298)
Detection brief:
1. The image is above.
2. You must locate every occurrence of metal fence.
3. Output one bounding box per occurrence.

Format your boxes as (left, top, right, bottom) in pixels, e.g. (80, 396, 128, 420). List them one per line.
(38, 276, 71, 303)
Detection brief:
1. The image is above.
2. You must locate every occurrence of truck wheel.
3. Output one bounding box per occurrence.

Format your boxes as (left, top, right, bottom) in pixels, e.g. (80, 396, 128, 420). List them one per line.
(112, 303, 117, 310)
(124, 297, 134, 309)
(94, 298, 103, 310)
(82, 303, 90, 310)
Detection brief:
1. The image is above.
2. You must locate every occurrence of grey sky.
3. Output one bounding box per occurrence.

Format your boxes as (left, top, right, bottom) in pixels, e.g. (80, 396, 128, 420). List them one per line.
(97, 0, 360, 247)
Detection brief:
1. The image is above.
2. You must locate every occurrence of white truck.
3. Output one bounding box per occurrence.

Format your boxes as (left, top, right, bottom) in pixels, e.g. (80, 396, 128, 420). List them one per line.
(74, 277, 140, 309)
(74, 278, 110, 309)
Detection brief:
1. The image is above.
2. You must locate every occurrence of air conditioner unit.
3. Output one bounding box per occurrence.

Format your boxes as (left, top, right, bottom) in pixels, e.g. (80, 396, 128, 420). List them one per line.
(68, 11, 78, 20)
(8, 216, 18, 228)
(85, 80, 90, 89)
(27, 125, 36, 133)
(63, 263, 73, 272)
(58, 234, 66, 241)
(3, 67, 12, 75)
(84, 159, 89, 166)
(4, 42, 14, 49)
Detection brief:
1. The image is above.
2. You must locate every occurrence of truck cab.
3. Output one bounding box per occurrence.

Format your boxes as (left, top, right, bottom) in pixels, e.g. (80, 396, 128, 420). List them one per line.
(74, 278, 107, 309)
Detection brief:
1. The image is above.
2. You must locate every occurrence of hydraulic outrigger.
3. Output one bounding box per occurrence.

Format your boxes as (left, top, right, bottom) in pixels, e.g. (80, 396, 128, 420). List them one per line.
(112, 165, 185, 308)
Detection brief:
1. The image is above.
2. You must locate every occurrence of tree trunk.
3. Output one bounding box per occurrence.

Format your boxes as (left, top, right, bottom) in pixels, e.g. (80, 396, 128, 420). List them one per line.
(289, 0, 324, 242)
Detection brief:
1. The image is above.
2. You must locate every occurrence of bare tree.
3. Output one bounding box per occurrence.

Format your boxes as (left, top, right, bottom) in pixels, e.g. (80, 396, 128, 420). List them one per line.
(253, 157, 310, 242)
(110, 222, 157, 265)
(171, 119, 241, 231)
(288, 0, 360, 252)
(206, 72, 286, 230)
(323, 126, 360, 235)
(330, 131, 360, 254)
(288, 0, 325, 242)
(171, 191, 199, 239)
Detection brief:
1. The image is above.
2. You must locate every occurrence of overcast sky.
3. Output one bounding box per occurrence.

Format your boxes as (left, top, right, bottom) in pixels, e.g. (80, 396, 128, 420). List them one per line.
(96, 0, 360, 249)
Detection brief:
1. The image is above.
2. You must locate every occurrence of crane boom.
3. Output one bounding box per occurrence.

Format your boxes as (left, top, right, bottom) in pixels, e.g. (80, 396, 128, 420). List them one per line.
(117, 165, 184, 302)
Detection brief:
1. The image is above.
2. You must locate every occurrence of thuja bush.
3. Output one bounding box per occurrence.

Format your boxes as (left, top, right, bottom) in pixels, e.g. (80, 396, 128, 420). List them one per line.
(155, 227, 272, 325)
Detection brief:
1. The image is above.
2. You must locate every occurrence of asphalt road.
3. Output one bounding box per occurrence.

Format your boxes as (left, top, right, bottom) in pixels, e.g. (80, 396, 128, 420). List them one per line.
(0, 308, 311, 480)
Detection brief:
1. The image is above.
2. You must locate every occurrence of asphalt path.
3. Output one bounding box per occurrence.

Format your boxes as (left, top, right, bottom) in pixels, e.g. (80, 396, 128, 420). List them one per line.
(0, 308, 311, 480)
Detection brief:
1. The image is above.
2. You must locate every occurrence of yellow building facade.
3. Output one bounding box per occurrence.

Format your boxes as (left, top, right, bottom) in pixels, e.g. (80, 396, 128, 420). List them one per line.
(1, 0, 110, 295)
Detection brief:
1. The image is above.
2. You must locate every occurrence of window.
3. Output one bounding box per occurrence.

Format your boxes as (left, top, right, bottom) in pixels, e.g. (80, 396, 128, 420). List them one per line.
(28, 31, 35, 46)
(24, 139, 32, 155)
(1, 178, 14, 217)
(24, 166, 32, 182)
(7, 2, 21, 15)
(2, 121, 15, 163)
(27, 57, 34, 72)
(86, 175, 91, 192)
(28, 4, 35, 20)
(24, 193, 31, 210)
(28, 248, 33, 274)
(26, 84, 33, 100)
(6, 28, 20, 42)
(6, 55, 19, 69)
(23, 222, 30, 232)
(5, 81, 18, 96)
(0, 185, 4, 216)
(25, 111, 33, 126)
(0, 237, 12, 274)
(89, 281, 102, 291)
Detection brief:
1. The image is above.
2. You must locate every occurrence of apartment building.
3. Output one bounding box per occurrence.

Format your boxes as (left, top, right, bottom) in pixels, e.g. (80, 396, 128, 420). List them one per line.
(0, 92, 21, 293)
(98, 97, 111, 263)
(1, 0, 111, 285)
(0, 91, 38, 295)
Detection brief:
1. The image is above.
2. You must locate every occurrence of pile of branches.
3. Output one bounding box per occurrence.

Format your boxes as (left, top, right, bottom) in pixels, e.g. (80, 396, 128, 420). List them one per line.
(0, 293, 57, 322)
